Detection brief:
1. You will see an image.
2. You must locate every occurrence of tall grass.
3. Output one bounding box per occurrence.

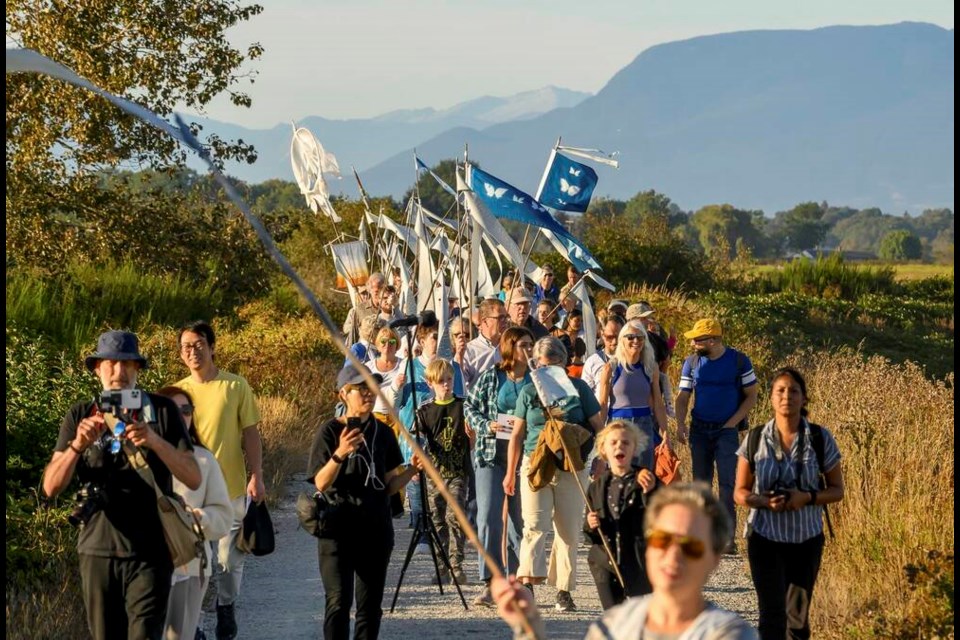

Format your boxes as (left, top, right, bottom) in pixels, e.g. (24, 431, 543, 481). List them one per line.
(760, 253, 897, 298)
(6, 261, 223, 354)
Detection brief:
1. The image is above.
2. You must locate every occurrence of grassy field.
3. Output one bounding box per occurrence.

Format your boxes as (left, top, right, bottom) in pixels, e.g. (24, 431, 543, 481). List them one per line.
(750, 261, 953, 282)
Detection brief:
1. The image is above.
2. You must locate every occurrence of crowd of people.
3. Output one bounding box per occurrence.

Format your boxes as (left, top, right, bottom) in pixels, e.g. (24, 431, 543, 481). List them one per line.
(44, 264, 844, 640)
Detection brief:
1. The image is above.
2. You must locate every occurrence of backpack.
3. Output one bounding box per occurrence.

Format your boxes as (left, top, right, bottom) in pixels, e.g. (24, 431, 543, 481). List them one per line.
(746, 422, 834, 538)
(684, 349, 750, 431)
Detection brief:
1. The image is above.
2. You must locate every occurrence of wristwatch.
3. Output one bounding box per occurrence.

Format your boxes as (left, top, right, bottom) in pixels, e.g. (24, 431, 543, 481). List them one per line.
(331, 453, 346, 465)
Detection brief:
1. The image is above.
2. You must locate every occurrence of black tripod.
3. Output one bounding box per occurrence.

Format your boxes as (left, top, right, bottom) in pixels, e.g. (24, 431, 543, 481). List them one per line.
(390, 327, 468, 612)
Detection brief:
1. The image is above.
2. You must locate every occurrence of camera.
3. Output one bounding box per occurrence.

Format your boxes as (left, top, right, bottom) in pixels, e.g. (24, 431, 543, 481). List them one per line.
(68, 483, 106, 528)
(764, 487, 790, 500)
(99, 389, 143, 417)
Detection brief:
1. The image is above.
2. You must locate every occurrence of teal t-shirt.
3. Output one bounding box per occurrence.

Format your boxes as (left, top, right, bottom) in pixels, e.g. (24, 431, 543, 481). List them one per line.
(513, 377, 601, 455)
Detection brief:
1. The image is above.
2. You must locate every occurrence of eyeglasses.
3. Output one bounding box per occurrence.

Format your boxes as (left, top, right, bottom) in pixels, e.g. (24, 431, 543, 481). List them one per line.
(344, 384, 374, 396)
(692, 336, 714, 344)
(485, 314, 508, 322)
(179, 341, 207, 354)
(603, 334, 619, 340)
(451, 332, 466, 339)
(179, 405, 194, 416)
(624, 334, 645, 342)
(379, 338, 398, 346)
(645, 529, 707, 560)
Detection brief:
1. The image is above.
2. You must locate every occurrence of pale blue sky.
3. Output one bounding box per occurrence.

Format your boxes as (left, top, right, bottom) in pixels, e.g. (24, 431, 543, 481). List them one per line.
(199, 0, 954, 128)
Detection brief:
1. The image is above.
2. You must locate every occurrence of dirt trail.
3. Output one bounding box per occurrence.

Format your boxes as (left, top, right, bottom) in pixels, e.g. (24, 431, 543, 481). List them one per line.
(200, 475, 757, 639)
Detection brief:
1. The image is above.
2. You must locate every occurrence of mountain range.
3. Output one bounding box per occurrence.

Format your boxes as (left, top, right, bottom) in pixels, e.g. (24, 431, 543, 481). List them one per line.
(198, 22, 954, 215)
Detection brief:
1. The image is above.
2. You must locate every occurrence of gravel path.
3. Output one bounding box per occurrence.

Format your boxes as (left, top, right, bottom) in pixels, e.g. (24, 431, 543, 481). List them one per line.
(199, 476, 758, 639)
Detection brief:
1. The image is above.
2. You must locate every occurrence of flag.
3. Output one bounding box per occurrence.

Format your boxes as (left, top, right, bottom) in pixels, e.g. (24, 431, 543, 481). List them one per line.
(557, 145, 620, 169)
(467, 164, 589, 253)
(415, 154, 457, 198)
(536, 150, 598, 213)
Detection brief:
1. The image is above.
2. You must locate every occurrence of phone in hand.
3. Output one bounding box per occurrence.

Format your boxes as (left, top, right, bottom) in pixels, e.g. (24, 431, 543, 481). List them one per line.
(346, 416, 362, 432)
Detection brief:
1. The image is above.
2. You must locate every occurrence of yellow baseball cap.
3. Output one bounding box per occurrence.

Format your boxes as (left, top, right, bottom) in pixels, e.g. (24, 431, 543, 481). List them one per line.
(683, 318, 723, 340)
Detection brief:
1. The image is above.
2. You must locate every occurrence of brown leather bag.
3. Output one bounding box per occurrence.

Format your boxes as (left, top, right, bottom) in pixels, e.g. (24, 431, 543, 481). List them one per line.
(654, 441, 681, 485)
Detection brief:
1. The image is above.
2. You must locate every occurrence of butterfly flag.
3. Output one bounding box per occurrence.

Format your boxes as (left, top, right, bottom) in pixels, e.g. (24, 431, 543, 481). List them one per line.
(557, 145, 620, 169)
(466, 164, 589, 253)
(535, 150, 598, 213)
(415, 154, 458, 199)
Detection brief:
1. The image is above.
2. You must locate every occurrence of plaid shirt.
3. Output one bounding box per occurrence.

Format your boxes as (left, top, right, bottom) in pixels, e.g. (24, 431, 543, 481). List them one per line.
(464, 366, 505, 468)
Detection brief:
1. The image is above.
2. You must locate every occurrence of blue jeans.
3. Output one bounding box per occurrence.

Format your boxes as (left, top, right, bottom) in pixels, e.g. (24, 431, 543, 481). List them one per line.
(474, 461, 523, 583)
(689, 419, 739, 528)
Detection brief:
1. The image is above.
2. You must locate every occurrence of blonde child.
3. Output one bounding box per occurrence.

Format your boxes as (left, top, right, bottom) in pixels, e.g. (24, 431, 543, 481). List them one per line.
(584, 420, 659, 609)
(416, 359, 471, 585)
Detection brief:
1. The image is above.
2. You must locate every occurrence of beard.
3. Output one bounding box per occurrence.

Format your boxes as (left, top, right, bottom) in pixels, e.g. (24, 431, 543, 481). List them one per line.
(694, 346, 711, 356)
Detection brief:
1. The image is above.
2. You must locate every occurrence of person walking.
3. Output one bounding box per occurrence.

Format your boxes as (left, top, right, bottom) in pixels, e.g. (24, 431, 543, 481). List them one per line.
(584, 420, 658, 610)
(734, 367, 845, 640)
(675, 318, 758, 552)
(157, 386, 233, 640)
(175, 321, 263, 640)
(493, 482, 757, 639)
(504, 336, 605, 612)
(462, 298, 509, 391)
(463, 327, 534, 606)
(307, 363, 422, 640)
(596, 320, 671, 473)
(42, 331, 202, 640)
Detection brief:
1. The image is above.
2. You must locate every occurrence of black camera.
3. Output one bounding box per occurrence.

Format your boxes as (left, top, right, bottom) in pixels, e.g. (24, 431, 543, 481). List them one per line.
(99, 389, 143, 417)
(764, 487, 791, 500)
(68, 483, 106, 528)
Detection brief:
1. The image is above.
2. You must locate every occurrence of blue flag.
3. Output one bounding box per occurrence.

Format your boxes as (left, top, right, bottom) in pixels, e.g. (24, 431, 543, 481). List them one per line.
(467, 164, 593, 259)
(537, 151, 597, 213)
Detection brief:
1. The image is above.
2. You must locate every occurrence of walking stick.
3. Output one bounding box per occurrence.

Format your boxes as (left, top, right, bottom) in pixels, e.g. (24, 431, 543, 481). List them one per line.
(501, 497, 509, 571)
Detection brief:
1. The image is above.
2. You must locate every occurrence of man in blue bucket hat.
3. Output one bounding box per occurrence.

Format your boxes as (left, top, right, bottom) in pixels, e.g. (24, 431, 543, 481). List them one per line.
(43, 330, 201, 640)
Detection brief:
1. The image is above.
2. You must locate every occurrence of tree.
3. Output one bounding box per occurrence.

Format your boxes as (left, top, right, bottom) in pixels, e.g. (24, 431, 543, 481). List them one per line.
(878, 230, 923, 261)
(771, 201, 828, 252)
(690, 203, 765, 259)
(623, 190, 675, 224)
(7, 0, 265, 270)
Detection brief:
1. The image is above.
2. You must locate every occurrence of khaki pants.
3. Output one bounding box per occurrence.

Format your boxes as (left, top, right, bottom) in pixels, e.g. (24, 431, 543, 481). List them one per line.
(517, 456, 588, 591)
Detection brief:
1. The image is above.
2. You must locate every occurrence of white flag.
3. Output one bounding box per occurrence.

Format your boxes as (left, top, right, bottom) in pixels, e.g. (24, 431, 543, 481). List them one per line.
(557, 145, 620, 169)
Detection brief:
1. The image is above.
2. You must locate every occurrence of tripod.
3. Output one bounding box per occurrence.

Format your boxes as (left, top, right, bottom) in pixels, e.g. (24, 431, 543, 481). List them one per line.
(390, 327, 468, 612)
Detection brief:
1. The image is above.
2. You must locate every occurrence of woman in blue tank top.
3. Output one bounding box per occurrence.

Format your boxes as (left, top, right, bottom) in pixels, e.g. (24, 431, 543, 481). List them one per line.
(596, 319, 671, 471)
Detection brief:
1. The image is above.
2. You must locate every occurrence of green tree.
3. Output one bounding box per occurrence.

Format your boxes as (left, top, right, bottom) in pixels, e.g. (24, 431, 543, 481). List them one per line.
(623, 190, 675, 224)
(690, 203, 765, 259)
(771, 201, 828, 252)
(878, 230, 923, 261)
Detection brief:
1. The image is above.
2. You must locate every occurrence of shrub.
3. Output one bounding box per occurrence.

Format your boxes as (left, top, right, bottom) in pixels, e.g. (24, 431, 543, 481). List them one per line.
(760, 252, 897, 298)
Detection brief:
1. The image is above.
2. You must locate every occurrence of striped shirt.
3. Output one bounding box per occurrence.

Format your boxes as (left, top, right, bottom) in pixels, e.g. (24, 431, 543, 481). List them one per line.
(738, 419, 841, 543)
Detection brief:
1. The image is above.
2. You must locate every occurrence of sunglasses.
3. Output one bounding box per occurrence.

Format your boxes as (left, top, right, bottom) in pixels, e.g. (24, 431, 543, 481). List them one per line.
(645, 529, 707, 560)
(379, 338, 398, 345)
(624, 334, 645, 342)
(692, 336, 714, 344)
(179, 405, 193, 416)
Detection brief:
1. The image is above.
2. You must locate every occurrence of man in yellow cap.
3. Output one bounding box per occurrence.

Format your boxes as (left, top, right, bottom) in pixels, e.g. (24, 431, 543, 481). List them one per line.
(675, 319, 758, 553)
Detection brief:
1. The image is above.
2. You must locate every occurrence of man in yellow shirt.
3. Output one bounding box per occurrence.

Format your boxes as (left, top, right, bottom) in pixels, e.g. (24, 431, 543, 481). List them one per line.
(175, 321, 263, 640)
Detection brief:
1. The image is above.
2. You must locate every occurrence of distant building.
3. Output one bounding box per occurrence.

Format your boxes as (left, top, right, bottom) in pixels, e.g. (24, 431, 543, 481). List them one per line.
(786, 248, 877, 262)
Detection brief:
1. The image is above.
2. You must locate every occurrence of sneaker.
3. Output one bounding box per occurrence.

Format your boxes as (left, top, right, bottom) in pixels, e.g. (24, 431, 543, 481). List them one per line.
(450, 567, 469, 586)
(215, 604, 237, 640)
(415, 542, 431, 555)
(723, 541, 738, 556)
(432, 568, 450, 585)
(472, 585, 495, 608)
(555, 590, 577, 612)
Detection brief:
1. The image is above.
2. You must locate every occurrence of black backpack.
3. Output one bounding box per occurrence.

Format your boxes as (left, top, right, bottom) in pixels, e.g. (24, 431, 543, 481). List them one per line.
(746, 422, 834, 538)
(684, 349, 750, 431)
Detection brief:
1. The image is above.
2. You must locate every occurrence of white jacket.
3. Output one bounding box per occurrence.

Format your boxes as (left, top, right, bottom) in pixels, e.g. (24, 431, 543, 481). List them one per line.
(172, 447, 232, 578)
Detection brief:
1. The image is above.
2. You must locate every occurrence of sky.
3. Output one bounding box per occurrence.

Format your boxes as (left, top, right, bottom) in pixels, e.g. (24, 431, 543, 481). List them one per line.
(197, 0, 953, 128)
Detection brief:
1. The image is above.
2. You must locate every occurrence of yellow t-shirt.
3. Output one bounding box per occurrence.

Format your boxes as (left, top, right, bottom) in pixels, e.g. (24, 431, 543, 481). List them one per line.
(176, 371, 260, 499)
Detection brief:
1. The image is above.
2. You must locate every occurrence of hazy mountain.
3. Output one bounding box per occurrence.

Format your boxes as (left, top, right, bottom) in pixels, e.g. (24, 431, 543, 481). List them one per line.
(362, 22, 953, 214)
(188, 86, 589, 184)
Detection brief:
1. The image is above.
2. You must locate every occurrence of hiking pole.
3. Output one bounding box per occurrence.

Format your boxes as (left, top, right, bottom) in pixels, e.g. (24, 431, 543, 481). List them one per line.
(501, 498, 509, 571)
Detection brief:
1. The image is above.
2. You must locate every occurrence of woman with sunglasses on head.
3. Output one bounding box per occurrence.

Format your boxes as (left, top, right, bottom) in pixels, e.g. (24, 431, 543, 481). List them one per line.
(734, 367, 844, 640)
(307, 364, 423, 640)
(597, 320, 672, 473)
(155, 386, 232, 640)
(463, 326, 535, 606)
(493, 482, 757, 639)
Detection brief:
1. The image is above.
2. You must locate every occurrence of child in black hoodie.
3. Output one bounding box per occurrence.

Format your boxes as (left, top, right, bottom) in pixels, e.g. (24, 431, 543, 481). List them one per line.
(584, 419, 659, 609)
